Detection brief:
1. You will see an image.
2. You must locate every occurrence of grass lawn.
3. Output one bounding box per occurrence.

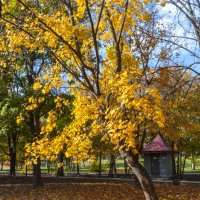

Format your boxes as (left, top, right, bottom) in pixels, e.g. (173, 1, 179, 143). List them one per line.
(1, 157, 200, 175)
(184, 158, 200, 173)
(0, 183, 200, 200)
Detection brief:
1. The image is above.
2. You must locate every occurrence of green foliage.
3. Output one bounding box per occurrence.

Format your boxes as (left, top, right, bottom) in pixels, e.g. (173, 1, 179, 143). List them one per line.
(89, 161, 108, 172)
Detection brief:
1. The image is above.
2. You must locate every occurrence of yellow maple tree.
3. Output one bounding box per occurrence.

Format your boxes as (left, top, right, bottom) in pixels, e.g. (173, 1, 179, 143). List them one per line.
(1, 0, 167, 199)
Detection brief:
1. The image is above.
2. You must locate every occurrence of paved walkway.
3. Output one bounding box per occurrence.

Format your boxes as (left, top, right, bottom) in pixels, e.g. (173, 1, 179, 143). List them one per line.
(1, 175, 200, 187)
(153, 179, 200, 185)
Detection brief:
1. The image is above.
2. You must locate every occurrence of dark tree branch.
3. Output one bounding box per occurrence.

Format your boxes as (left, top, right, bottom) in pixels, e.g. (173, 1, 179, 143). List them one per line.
(118, 0, 129, 44)
(106, 10, 122, 73)
(85, 0, 102, 96)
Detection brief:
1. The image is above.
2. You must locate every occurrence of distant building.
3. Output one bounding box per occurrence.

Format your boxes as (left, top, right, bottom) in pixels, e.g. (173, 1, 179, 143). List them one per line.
(143, 135, 173, 178)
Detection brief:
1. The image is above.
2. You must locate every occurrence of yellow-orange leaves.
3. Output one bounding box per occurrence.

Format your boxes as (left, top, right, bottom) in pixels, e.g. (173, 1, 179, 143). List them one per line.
(3, 0, 166, 163)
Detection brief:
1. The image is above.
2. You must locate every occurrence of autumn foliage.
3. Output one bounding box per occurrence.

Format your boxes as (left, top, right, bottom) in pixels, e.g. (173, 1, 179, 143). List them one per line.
(1, 0, 199, 200)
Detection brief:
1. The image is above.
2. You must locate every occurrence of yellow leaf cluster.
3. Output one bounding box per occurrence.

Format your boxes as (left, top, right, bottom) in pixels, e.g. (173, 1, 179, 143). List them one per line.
(3, 0, 166, 162)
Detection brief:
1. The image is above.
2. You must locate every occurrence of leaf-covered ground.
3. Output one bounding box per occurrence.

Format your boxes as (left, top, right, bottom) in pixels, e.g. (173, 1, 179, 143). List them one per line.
(0, 182, 200, 200)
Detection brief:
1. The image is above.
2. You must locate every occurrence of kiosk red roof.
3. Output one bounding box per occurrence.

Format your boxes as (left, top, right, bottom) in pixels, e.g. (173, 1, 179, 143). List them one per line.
(144, 135, 172, 153)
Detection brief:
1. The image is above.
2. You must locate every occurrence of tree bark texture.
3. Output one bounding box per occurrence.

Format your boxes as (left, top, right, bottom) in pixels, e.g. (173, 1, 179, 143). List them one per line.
(119, 149, 159, 200)
(1, 160, 4, 170)
(98, 153, 102, 178)
(57, 152, 64, 177)
(8, 133, 17, 176)
(77, 163, 80, 176)
(29, 112, 42, 186)
(109, 155, 117, 178)
(9, 150, 16, 176)
(33, 158, 42, 186)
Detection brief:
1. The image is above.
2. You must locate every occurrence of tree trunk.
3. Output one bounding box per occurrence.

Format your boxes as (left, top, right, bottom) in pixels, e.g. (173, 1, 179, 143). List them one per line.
(9, 150, 16, 176)
(47, 160, 51, 174)
(119, 149, 159, 200)
(109, 155, 117, 178)
(124, 159, 128, 177)
(8, 132, 17, 177)
(181, 156, 186, 180)
(192, 163, 195, 170)
(32, 158, 42, 186)
(1, 160, 4, 171)
(29, 112, 42, 186)
(25, 164, 28, 176)
(191, 155, 196, 170)
(57, 152, 64, 177)
(98, 152, 102, 178)
(77, 163, 80, 176)
(176, 152, 180, 179)
(171, 141, 178, 184)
